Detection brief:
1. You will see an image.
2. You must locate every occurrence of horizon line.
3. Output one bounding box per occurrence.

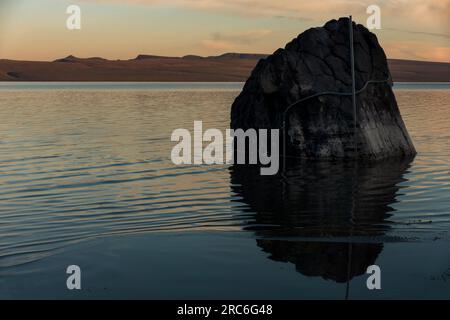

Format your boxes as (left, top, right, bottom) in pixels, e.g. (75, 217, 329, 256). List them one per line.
(1, 53, 449, 64)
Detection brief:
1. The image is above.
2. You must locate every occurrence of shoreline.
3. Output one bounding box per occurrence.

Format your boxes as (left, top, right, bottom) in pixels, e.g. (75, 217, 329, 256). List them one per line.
(1, 57, 449, 83)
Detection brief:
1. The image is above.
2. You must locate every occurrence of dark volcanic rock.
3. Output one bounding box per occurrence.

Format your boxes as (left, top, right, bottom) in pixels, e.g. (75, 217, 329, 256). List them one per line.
(231, 17, 416, 159)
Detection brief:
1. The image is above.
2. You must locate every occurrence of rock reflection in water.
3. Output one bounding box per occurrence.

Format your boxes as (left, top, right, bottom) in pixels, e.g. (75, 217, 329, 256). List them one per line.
(230, 157, 413, 283)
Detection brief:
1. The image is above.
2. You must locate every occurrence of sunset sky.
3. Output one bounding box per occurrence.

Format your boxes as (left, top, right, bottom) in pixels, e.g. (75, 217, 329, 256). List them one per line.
(0, 0, 449, 62)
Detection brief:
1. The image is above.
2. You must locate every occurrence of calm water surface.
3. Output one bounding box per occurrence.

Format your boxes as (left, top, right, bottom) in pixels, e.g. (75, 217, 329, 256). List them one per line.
(0, 82, 449, 299)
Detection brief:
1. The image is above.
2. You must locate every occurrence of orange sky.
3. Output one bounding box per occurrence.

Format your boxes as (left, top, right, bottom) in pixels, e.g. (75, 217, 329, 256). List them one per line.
(0, 0, 449, 62)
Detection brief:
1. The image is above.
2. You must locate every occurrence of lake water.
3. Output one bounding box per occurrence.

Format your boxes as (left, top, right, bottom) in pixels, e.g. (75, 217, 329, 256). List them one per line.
(0, 82, 449, 299)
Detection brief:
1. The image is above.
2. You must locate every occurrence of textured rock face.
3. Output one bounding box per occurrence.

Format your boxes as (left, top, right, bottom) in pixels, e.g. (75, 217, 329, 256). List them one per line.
(231, 17, 416, 159)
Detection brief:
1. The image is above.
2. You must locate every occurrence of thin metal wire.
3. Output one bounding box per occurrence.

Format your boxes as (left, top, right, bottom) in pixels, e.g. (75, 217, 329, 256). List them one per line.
(279, 16, 389, 300)
(281, 15, 393, 171)
(281, 77, 391, 170)
(347, 16, 356, 301)
(350, 15, 357, 154)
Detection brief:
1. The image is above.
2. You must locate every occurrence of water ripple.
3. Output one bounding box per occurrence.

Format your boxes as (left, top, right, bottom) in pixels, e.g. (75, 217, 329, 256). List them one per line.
(0, 87, 449, 268)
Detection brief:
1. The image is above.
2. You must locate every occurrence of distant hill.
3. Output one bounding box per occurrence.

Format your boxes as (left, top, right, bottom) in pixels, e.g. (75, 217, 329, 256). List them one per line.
(0, 53, 449, 82)
(133, 53, 269, 61)
(209, 53, 269, 60)
(53, 55, 108, 63)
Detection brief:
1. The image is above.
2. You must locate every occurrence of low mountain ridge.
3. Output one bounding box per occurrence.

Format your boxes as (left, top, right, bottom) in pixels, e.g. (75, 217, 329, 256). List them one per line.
(0, 53, 448, 82)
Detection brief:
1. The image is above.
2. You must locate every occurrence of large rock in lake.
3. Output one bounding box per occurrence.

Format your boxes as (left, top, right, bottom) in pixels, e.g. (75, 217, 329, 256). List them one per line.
(231, 17, 416, 159)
